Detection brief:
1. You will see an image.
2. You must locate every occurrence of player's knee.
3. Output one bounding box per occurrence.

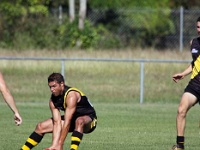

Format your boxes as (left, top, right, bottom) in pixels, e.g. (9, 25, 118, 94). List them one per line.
(35, 122, 44, 133)
(177, 107, 187, 118)
(75, 118, 85, 127)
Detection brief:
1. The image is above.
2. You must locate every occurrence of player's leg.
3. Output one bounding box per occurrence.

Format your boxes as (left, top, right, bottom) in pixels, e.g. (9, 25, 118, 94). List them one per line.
(70, 115, 97, 150)
(174, 92, 197, 149)
(20, 118, 54, 150)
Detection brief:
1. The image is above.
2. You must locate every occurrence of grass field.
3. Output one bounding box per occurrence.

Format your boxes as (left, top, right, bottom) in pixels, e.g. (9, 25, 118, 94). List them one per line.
(1, 102, 200, 150)
(0, 49, 192, 104)
(0, 49, 199, 150)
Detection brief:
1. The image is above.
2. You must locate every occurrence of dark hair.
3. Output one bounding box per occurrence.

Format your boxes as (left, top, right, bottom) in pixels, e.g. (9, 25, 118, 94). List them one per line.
(48, 73, 64, 83)
(197, 17, 200, 22)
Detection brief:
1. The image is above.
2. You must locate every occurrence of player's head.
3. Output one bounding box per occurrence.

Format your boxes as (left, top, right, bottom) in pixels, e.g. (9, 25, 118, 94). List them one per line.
(196, 17, 200, 35)
(48, 72, 65, 84)
(48, 73, 65, 96)
(197, 17, 200, 22)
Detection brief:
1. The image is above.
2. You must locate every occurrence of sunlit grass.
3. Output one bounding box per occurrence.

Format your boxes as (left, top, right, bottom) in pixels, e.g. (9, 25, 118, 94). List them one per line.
(1, 103, 200, 150)
(0, 49, 192, 103)
(0, 49, 197, 150)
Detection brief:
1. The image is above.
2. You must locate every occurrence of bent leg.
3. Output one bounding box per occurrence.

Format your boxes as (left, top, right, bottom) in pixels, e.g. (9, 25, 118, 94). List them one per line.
(175, 92, 197, 149)
(35, 118, 54, 135)
(21, 118, 54, 150)
(70, 116, 92, 150)
(176, 92, 197, 136)
(75, 116, 92, 133)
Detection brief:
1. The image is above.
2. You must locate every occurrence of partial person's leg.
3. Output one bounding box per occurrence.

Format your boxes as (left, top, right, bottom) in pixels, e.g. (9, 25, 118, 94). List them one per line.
(70, 116, 93, 150)
(21, 118, 54, 150)
(176, 92, 197, 149)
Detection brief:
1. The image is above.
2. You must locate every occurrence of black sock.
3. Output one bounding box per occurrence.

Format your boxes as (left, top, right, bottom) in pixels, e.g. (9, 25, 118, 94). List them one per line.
(176, 136, 184, 148)
(70, 131, 83, 150)
(20, 131, 43, 150)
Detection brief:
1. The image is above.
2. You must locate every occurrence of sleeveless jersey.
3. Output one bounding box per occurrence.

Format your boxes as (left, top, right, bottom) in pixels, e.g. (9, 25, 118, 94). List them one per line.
(51, 85, 96, 117)
(183, 37, 200, 101)
(188, 37, 200, 88)
(190, 37, 200, 79)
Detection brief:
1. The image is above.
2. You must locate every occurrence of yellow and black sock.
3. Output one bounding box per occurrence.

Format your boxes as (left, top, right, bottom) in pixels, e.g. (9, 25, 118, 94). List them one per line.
(20, 131, 43, 150)
(176, 136, 184, 149)
(70, 131, 83, 150)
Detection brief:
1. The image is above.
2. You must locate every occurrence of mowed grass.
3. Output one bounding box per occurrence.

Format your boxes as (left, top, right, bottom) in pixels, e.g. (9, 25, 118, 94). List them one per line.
(0, 57, 191, 104)
(0, 49, 198, 150)
(0, 49, 192, 104)
(1, 102, 200, 150)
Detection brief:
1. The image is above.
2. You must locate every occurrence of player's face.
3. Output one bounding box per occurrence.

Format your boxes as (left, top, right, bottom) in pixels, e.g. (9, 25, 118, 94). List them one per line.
(197, 21, 200, 35)
(48, 81, 64, 96)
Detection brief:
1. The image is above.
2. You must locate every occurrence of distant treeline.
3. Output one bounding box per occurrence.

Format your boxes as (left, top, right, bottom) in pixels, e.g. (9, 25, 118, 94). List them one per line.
(0, 0, 199, 50)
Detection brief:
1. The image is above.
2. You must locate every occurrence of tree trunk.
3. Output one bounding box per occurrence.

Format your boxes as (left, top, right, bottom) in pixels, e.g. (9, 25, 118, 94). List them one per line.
(69, 0, 75, 23)
(79, 0, 87, 30)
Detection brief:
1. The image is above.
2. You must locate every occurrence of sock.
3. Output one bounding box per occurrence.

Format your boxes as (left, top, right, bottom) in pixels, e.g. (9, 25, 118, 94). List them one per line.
(20, 131, 43, 150)
(70, 131, 83, 150)
(176, 136, 184, 149)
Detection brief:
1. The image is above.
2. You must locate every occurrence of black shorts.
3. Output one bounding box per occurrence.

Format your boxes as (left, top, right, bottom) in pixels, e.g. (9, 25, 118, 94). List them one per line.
(184, 82, 200, 102)
(60, 113, 97, 133)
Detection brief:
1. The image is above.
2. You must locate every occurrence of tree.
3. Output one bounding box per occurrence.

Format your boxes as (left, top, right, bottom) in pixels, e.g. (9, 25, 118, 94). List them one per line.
(0, 0, 51, 48)
(69, 0, 75, 22)
(79, 0, 87, 29)
(88, 0, 170, 9)
(87, 0, 174, 48)
(0, 0, 49, 24)
(69, 0, 87, 30)
(170, 0, 200, 9)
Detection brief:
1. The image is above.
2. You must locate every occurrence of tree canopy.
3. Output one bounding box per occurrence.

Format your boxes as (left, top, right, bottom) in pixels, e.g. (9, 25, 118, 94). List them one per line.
(88, 0, 170, 9)
(0, 0, 199, 50)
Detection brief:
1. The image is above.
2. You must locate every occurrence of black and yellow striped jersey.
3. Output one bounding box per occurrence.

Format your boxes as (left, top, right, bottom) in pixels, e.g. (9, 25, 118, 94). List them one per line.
(51, 85, 96, 117)
(191, 37, 200, 80)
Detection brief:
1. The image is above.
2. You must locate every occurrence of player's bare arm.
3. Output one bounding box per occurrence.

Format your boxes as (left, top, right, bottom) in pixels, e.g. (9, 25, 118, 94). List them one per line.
(58, 91, 80, 148)
(0, 72, 22, 125)
(46, 100, 62, 149)
(172, 64, 192, 83)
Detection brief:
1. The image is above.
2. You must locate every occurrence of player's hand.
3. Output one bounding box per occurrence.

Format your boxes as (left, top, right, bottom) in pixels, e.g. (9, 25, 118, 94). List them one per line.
(172, 74, 184, 83)
(44, 147, 56, 150)
(44, 145, 63, 150)
(14, 112, 22, 126)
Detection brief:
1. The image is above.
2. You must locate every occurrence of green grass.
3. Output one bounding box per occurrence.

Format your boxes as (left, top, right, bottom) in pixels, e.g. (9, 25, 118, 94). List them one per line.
(1, 102, 200, 150)
(0, 49, 197, 149)
(0, 49, 192, 104)
(0, 59, 190, 104)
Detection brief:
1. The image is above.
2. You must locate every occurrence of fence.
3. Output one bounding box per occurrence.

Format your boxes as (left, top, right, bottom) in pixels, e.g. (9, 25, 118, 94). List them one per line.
(1, 6, 200, 50)
(53, 6, 200, 50)
(0, 56, 190, 104)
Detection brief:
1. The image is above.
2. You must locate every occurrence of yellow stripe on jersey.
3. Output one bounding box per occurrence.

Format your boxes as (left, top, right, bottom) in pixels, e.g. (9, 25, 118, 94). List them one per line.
(191, 56, 200, 79)
(63, 87, 85, 109)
